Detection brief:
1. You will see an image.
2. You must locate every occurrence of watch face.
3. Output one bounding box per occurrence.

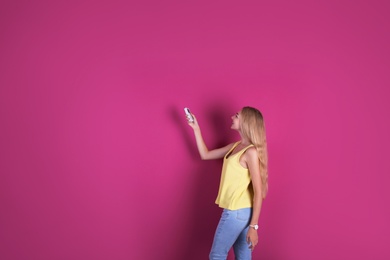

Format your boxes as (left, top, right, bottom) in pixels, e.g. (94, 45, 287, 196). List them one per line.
(254, 225, 259, 230)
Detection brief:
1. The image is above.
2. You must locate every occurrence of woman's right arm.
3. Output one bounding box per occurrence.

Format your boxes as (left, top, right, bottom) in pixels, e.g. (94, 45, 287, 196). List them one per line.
(187, 113, 234, 160)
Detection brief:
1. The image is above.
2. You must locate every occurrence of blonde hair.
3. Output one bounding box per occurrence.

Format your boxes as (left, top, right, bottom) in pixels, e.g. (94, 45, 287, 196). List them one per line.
(239, 106, 268, 199)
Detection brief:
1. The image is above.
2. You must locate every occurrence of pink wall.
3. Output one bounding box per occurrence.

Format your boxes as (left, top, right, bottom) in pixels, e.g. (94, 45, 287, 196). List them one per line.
(1, 1, 389, 259)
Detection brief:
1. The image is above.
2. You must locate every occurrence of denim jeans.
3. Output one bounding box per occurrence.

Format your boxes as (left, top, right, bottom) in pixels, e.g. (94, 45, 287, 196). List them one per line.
(209, 208, 252, 260)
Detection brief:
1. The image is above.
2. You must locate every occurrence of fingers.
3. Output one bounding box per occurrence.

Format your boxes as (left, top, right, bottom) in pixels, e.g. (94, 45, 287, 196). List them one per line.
(186, 114, 197, 125)
(246, 236, 258, 251)
(186, 115, 194, 122)
(248, 242, 257, 251)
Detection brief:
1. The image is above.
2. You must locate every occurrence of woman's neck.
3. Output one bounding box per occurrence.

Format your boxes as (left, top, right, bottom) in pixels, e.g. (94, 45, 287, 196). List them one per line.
(240, 137, 251, 146)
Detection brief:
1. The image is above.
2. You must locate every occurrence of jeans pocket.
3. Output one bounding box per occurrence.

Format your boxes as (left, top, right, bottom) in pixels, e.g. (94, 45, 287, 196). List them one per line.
(235, 208, 251, 222)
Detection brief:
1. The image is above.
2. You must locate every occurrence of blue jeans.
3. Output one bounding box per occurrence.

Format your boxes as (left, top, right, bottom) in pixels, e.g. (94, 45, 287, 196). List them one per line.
(209, 208, 252, 260)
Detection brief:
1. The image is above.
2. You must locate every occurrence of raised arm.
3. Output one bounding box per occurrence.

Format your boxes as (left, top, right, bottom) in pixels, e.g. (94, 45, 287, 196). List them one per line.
(187, 113, 234, 160)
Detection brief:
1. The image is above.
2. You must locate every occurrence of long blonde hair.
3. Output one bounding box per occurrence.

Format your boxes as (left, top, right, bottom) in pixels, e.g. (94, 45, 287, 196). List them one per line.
(239, 106, 268, 199)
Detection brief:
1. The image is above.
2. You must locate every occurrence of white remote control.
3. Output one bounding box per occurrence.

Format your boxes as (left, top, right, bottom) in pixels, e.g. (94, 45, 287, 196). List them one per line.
(184, 107, 194, 122)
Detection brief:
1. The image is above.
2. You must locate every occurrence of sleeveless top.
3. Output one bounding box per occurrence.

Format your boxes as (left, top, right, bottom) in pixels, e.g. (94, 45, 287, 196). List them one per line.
(215, 142, 254, 210)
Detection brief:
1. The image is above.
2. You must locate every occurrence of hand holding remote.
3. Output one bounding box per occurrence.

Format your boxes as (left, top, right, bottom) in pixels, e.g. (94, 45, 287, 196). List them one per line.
(184, 107, 194, 122)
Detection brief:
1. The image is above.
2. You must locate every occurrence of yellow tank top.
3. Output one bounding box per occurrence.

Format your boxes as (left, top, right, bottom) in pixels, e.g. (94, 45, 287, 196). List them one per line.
(215, 142, 254, 210)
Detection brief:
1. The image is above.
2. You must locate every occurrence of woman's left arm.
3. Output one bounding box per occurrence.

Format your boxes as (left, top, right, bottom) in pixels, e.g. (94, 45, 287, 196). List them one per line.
(245, 147, 263, 251)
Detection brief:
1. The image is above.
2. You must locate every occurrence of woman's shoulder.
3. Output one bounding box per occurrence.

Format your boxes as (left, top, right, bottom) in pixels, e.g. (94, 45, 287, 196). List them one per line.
(244, 145, 257, 156)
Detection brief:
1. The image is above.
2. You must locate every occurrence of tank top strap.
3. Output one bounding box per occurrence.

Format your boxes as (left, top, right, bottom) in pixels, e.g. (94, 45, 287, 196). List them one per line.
(238, 144, 255, 155)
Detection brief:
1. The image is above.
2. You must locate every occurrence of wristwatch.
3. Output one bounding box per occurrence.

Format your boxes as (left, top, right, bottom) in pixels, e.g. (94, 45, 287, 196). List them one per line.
(249, 224, 259, 230)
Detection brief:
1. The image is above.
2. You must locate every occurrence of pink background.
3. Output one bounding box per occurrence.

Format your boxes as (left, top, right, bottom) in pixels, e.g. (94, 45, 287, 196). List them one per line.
(1, 0, 389, 259)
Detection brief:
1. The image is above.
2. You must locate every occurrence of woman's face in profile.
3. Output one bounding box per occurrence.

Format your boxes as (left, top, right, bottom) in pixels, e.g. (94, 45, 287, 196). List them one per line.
(231, 110, 241, 130)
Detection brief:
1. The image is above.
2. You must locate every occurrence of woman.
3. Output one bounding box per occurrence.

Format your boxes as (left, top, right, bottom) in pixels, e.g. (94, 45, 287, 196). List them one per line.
(186, 106, 268, 260)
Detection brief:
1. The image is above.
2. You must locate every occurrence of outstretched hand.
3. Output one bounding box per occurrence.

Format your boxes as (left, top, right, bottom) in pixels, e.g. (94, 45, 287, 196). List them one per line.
(186, 113, 199, 130)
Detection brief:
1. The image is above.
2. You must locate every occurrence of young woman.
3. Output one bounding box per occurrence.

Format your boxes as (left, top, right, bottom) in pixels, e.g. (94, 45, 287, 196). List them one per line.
(186, 106, 268, 260)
